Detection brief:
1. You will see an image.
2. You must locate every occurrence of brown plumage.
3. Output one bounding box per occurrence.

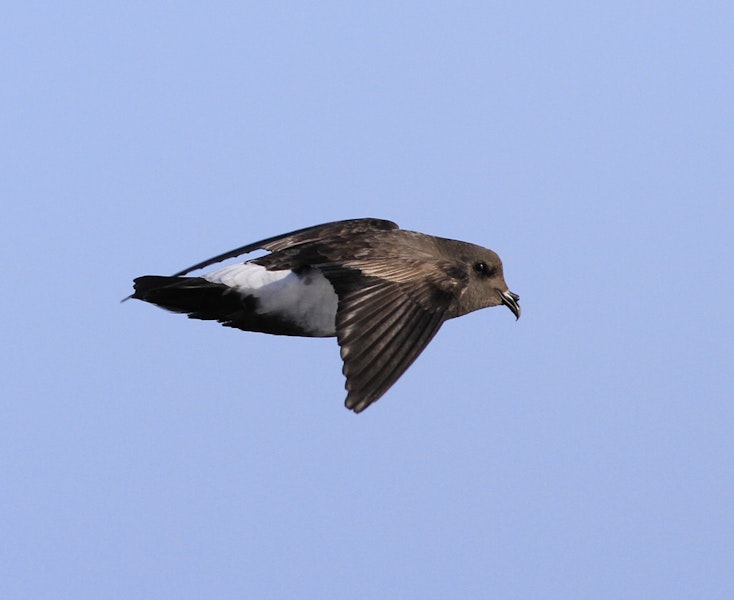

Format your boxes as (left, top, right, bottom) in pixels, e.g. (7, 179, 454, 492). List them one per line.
(130, 218, 520, 412)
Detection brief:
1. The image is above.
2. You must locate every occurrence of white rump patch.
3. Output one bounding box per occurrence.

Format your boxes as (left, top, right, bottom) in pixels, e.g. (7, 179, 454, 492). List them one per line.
(203, 262, 337, 336)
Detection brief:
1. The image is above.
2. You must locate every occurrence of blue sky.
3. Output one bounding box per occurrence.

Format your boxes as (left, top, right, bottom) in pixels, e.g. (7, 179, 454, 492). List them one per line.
(2, 3, 732, 598)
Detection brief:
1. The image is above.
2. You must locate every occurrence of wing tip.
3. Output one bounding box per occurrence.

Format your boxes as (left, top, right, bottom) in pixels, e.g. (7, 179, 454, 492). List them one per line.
(345, 396, 373, 414)
(344, 387, 383, 413)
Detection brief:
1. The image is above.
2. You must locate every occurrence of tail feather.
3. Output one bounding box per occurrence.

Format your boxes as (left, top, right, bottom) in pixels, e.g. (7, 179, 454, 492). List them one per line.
(132, 275, 249, 321)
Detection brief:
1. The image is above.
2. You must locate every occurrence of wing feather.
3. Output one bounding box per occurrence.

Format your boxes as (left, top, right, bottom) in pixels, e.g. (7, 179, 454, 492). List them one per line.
(172, 218, 398, 276)
(339, 289, 417, 366)
(341, 289, 446, 413)
(356, 309, 444, 409)
(322, 268, 452, 412)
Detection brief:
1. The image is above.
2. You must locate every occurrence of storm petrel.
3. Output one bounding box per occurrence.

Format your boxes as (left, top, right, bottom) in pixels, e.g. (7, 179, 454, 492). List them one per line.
(130, 218, 520, 412)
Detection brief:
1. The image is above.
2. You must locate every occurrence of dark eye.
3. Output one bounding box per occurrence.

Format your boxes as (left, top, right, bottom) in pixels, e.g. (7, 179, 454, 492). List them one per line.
(473, 261, 496, 277)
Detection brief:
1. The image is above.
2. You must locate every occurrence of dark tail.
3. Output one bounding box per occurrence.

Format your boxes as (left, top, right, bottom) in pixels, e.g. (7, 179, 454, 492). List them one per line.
(130, 275, 249, 322)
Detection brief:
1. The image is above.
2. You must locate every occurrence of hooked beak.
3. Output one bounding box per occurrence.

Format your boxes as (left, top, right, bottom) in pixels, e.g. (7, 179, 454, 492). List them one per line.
(500, 290, 521, 320)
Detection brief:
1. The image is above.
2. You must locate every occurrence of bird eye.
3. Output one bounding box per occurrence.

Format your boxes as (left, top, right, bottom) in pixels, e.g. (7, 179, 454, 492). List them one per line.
(473, 261, 496, 277)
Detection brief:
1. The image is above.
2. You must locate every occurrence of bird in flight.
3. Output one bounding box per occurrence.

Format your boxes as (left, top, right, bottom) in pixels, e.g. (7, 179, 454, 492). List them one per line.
(129, 218, 520, 412)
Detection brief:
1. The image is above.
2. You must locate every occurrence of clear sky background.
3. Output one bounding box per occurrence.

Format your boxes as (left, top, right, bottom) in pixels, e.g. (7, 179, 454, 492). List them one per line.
(2, 3, 732, 599)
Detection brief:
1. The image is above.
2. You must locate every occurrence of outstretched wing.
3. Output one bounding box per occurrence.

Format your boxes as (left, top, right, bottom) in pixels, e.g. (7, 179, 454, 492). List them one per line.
(320, 256, 469, 412)
(172, 218, 399, 276)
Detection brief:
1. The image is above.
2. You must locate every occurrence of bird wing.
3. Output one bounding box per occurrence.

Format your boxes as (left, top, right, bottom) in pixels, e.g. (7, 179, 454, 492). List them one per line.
(320, 256, 469, 412)
(172, 218, 399, 276)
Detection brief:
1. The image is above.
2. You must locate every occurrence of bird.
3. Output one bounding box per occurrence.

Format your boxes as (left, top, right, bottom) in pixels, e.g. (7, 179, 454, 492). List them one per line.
(129, 218, 520, 413)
